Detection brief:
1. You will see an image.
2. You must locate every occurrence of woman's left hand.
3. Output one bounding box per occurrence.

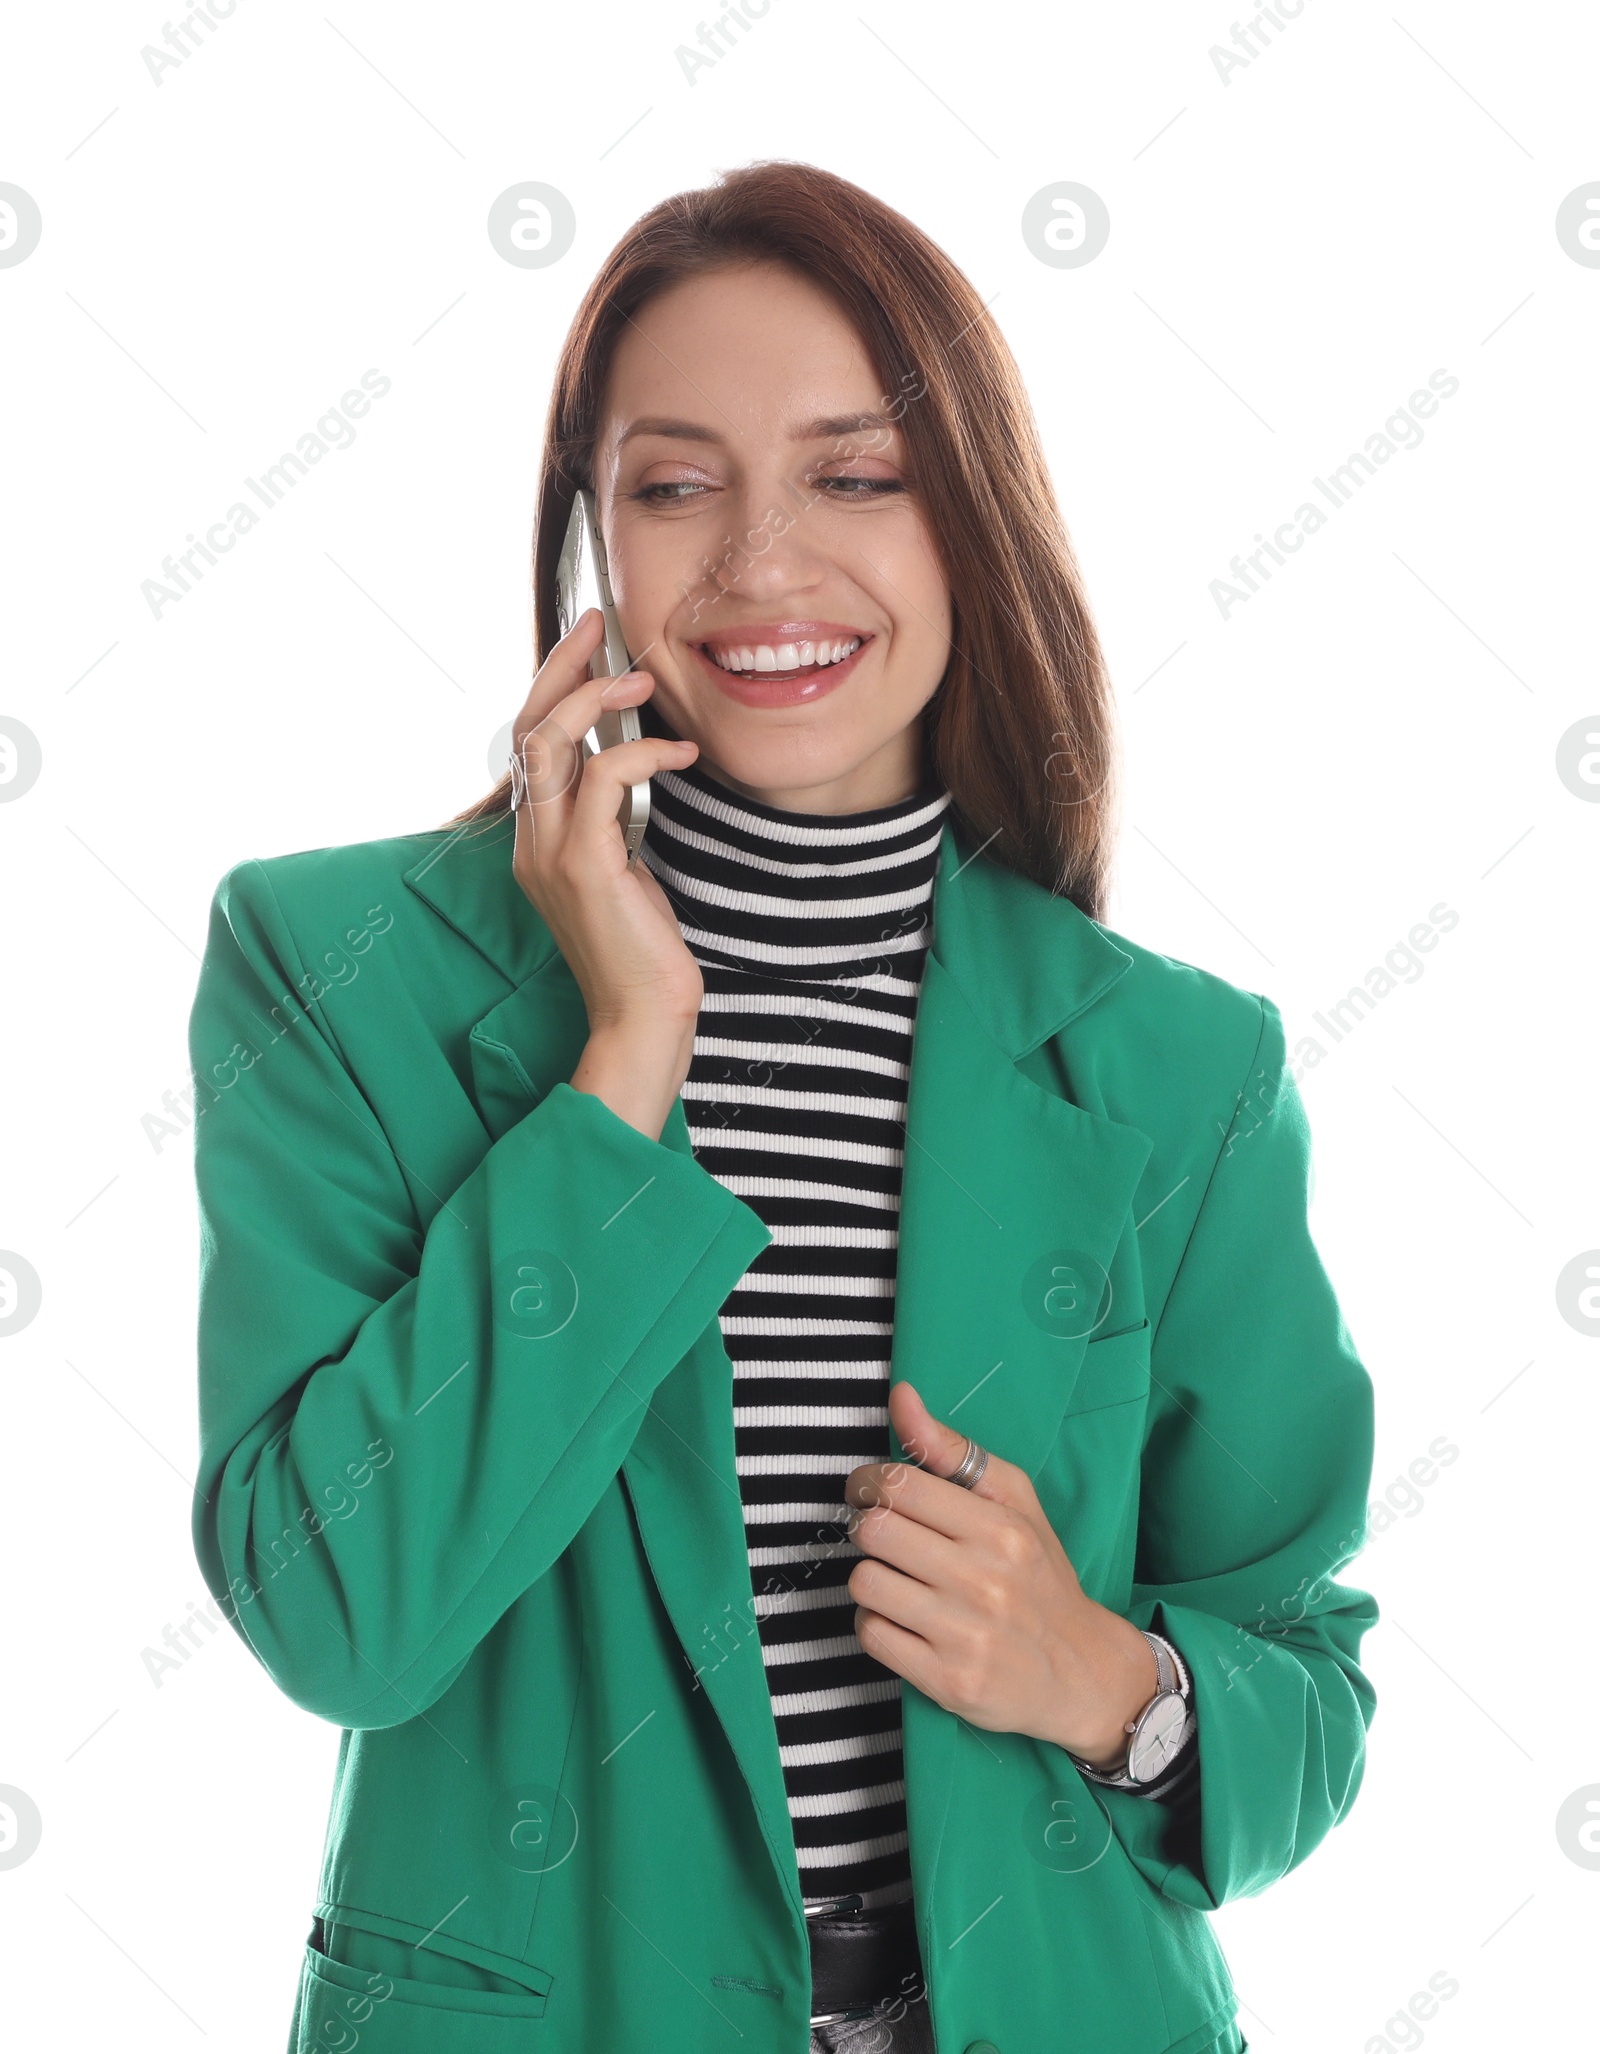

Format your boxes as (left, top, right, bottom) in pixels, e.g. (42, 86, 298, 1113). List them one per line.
(844, 1382, 1159, 1769)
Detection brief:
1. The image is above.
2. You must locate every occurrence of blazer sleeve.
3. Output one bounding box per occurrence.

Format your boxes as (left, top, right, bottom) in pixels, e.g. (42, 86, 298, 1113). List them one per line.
(188, 858, 770, 1731)
(1111, 993, 1378, 1906)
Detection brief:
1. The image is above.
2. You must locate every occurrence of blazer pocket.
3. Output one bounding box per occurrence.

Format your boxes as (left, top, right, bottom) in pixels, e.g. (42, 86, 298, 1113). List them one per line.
(1063, 1317, 1152, 1417)
(299, 1938, 548, 2052)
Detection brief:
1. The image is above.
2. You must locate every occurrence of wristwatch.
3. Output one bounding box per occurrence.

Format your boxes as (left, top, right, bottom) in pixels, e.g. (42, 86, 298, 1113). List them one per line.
(1067, 1631, 1195, 1790)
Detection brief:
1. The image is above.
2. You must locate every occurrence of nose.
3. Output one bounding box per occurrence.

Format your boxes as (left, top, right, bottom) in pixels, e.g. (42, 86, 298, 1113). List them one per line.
(704, 481, 834, 606)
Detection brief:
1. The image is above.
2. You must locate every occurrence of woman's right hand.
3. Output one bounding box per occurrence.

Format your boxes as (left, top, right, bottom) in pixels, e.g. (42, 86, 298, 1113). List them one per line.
(508, 607, 704, 1139)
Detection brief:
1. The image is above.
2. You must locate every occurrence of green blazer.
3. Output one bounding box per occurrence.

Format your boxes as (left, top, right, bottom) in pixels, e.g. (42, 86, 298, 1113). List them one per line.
(188, 807, 1377, 2054)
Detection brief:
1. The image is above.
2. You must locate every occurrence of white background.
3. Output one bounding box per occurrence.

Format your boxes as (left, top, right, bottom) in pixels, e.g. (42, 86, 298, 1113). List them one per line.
(3, 1, 1597, 2048)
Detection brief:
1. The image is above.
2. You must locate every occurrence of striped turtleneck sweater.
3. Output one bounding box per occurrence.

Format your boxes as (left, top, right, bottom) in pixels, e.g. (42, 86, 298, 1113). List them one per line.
(637, 754, 1201, 1910)
(639, 757, 951, 1915)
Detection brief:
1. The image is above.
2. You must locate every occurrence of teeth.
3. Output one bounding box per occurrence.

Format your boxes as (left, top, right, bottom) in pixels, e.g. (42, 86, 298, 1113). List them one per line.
(708, 636, 861, 674)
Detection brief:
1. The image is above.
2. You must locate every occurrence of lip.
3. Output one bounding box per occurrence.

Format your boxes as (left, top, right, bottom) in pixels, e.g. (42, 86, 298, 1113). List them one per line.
(691, 625, 873, 709)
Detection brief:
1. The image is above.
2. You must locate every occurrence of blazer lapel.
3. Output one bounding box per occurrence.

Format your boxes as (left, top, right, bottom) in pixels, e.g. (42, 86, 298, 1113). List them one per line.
(889, 821, 1155, 1478)
(401, 809, 1157, 1930)
(885, 824, 1155, 1912)
(400, 817, 584, 1132)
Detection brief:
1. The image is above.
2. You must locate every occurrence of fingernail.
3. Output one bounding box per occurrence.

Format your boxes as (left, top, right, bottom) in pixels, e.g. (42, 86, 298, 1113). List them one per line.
(599, 674, 639, 705)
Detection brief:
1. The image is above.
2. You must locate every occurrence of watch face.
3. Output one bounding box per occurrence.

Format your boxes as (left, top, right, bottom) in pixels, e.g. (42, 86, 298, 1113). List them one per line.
(1128, 1694, 1191, 1783)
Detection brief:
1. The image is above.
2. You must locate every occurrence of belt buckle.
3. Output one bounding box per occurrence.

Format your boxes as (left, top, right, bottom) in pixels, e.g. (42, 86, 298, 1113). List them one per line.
(807, 1894, 898, 2028)
(806, 1893, 866, 1921)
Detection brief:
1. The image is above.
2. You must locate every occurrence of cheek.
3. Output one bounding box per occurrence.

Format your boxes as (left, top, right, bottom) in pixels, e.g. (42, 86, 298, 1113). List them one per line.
(878, 522, 953, 670)
(606, 539, 678, 639)
(905, 508, 953, 602)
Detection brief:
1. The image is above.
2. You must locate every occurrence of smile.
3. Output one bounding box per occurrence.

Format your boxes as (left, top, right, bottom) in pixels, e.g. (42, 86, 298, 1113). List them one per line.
(692, 626, 872, 707)
(705, 634, 862, 675)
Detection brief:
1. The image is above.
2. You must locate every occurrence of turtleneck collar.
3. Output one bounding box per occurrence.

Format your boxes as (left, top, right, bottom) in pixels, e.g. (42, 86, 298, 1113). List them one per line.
(637, 757, 952, 985)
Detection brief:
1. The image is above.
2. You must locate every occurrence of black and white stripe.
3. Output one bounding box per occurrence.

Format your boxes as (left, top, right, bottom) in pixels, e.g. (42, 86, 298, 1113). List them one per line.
(640, 759, 951, 1913)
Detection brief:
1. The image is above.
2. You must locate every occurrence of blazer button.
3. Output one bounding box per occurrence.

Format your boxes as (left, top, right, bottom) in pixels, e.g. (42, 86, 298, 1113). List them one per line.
(963, 2043, 1001, 2054)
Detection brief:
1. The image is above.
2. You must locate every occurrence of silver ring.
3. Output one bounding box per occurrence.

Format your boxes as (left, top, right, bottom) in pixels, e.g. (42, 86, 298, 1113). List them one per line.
(947, 1437, 989, 1490)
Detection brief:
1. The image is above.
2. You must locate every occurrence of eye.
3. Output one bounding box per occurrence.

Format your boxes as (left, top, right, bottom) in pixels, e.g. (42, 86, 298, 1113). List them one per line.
(811, 473, 906, 498)
(632, 480, 709, 506)
(632, 473, 908, 505)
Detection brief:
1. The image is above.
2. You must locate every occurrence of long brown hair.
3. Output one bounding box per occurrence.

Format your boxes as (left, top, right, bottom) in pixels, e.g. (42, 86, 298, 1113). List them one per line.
(442, 159, 1120, 916)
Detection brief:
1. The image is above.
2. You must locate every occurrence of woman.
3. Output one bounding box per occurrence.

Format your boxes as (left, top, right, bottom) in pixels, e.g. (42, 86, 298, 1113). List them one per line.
(189, 161, 1376, 2054)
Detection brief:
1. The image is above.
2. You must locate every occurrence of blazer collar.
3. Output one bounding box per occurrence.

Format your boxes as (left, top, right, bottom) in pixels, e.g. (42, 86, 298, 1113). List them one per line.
(400, 806, 1135, 1059)
(401, 814, 553, 987)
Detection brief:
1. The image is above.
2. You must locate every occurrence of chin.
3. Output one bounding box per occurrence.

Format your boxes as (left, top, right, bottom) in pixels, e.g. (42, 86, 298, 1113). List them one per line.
(699, 728, 861, 798)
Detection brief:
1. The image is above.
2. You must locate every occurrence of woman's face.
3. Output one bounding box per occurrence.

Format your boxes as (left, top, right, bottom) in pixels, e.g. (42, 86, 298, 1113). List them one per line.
(590, 261, 953, 814)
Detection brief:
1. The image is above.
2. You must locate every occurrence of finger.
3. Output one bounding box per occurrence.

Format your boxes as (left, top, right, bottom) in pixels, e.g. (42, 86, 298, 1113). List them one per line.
(509, 661, 653, 768)
(848, 1551, 944, 1641)
(850, 1471, 974, 1546)
(508, 627, 613, 829)
(517, 606, 608, 732)
(511, 673, 685, 848)
(885, 1382, 969, 1476)
(848, 1487, 964, 1582)
(851, 1608, 944, 1703)
(509, 612, 663, 807)
(568, 733, 698, 854)
(887, 1382, 1028, 1514)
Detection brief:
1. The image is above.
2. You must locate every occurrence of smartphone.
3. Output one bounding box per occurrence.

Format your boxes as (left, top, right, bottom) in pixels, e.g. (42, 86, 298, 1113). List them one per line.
(553, 486, 651, 866)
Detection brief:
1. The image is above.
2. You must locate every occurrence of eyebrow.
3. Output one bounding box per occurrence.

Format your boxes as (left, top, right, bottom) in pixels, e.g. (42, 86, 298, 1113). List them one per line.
(617, 410, 899, 450)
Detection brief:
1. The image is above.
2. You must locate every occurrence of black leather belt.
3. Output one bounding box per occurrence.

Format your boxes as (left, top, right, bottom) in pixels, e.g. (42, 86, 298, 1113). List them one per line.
(807, 1899, 923, 2024)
